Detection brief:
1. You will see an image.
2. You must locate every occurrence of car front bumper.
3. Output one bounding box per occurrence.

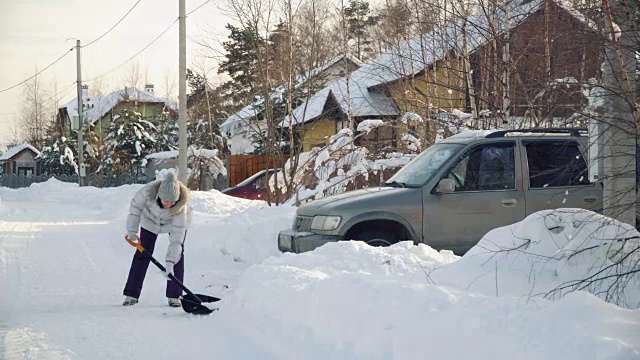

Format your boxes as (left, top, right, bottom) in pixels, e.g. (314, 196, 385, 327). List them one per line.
(277, 229, 342, 253)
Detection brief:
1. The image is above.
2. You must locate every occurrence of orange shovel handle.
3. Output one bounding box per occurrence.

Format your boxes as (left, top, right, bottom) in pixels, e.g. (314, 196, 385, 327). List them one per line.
(125, 234, 145, 253)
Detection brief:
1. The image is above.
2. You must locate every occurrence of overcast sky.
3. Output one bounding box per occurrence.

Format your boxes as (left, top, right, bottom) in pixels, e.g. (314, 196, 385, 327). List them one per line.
(0, 0, 229, 143)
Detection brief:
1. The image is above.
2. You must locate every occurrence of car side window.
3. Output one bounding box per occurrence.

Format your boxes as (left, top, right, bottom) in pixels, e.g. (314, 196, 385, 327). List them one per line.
(524, 141, 590, 188)
(445, 142, 516, 192)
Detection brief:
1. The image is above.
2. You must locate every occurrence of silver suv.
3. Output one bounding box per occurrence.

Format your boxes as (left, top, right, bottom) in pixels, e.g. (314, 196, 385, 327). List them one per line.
(278, 129, 602, 254)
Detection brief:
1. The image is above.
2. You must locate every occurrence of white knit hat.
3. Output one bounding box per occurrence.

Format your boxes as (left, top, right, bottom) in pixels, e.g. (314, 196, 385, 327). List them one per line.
(157, 172, 181, 202)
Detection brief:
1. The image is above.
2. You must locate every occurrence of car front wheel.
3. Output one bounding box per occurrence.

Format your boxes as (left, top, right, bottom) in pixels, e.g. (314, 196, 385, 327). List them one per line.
(354, 230, 398, 247)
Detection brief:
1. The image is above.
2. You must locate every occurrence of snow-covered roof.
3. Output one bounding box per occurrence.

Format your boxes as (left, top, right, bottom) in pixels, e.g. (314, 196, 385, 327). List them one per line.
(0, 143, 40, 161)
(297, 54, 364, 85)
(220, 55, 364, 135)
(60, 87, 175, 125)
(285, 0, 599, 126)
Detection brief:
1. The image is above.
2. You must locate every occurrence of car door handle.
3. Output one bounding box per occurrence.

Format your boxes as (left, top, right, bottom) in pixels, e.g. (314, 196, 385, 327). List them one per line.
(584, 196, 598, 203)
(502, 198, 518, 207)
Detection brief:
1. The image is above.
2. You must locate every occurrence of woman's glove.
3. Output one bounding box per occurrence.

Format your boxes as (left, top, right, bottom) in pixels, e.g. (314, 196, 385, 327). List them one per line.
(165, 261, 175, 278)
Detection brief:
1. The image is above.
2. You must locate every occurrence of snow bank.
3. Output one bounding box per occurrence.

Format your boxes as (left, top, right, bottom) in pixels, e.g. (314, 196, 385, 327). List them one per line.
(217, 240, 640, 359)
(439, 209, 640, 308)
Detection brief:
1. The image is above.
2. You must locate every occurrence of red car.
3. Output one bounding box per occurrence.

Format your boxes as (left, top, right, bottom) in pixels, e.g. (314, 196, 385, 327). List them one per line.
(222, 169, 280, 200)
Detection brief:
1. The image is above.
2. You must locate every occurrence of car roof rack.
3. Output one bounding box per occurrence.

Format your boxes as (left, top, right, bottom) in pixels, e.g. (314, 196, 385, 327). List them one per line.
(485, 128, 587, 138)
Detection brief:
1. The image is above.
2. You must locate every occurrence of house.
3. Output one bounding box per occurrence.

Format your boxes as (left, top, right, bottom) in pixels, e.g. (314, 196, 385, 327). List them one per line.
(285, 0, 605, 151)
(58, 84, 177, 140)
(0, 143, 41, 176)
(220, 55, 364, 154)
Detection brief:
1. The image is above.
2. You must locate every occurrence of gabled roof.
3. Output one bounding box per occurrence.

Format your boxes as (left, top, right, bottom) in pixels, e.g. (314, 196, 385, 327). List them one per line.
(60, 87, 175, 124)
(0, 143, 40, 161)
(284, 0, 601, 126)
(220, 54, 364, 135)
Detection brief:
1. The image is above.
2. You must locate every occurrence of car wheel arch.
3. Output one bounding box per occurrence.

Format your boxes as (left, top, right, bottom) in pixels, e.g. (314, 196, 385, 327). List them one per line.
(340, 212, 418, 244)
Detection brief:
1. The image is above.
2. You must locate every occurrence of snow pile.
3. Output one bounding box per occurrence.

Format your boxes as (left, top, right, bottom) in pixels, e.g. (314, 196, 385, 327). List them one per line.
(401, 133, 421, 152)
(401, 111, 424, 123)
(190, 189, 266, 217)
(216, 238, 640, 359)
(356, 119, 385, 133)
(439, 209, 640, 308)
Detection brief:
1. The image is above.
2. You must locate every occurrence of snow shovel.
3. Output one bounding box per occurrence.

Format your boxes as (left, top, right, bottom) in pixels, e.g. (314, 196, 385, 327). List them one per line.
(126, 235, 221, 315)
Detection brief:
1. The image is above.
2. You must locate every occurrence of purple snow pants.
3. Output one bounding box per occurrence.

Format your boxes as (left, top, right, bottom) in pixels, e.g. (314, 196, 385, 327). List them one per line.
(123, 227, 185, 299)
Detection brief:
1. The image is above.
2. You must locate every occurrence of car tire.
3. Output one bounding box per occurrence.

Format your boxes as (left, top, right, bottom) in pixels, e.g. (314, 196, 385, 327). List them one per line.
(354, 230, 398, 247)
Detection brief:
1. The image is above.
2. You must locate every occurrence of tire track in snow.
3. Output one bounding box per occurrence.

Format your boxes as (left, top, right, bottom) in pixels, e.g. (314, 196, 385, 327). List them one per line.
(2, 328, 73, 360)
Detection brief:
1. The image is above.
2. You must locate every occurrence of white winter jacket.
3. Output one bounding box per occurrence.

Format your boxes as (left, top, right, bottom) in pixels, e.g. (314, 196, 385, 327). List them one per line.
(126, 180, 190, 264)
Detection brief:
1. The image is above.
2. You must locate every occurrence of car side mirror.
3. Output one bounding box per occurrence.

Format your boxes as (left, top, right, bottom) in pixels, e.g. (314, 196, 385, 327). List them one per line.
(436, 178, 456, 194)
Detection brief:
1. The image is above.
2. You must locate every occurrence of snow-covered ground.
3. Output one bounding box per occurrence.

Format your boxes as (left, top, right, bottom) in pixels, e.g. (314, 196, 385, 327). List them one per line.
(0, 180, 638, 359)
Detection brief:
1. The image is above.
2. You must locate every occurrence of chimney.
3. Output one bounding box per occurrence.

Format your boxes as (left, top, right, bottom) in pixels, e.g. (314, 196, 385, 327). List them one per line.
(144, 83, 154, 95)
(81, 84, 88, 98)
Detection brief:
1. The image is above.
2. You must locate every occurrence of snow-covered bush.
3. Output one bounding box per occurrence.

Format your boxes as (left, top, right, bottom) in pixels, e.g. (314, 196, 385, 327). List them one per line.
(272, 129, 415, 204)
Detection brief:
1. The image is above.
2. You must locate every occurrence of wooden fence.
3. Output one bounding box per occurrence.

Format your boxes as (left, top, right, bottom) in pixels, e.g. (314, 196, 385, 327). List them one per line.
(228, 154, 289, 187)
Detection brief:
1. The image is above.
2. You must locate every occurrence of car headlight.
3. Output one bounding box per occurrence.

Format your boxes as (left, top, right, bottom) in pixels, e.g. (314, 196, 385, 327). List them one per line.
(310, 215, 341, 231)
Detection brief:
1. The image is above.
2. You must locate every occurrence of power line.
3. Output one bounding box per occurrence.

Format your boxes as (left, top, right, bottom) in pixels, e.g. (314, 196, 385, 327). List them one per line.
(0, 0, 241, 98)
(187, 0, 211, 16)
(0, 49, 74, 94)
(85, 0, 212, 84)
(82, 0, 143, 48)
(52, 81, 79, 105)
(85, 18, 179, 83)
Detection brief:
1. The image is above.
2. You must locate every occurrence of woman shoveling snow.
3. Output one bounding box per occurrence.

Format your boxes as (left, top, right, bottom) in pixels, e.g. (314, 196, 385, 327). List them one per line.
(122, 172, 190, 307)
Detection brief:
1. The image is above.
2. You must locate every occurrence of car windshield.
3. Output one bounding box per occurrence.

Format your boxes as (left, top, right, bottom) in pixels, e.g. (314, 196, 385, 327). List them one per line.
(235, 170, 267, 187)
(386, 143, 463, 187)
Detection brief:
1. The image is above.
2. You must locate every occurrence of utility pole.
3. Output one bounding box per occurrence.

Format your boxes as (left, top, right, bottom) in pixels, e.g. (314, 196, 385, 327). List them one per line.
(601, 0, 637, 226)
(178, 0, 188, 184)
(75, 39, 84, 187)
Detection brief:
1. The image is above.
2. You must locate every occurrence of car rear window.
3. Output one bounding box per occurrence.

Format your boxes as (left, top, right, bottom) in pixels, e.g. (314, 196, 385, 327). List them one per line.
(524, 140, 590, 188)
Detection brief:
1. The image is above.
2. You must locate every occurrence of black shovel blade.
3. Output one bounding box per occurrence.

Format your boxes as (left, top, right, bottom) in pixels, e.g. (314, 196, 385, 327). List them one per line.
(180, 293, 221, 315)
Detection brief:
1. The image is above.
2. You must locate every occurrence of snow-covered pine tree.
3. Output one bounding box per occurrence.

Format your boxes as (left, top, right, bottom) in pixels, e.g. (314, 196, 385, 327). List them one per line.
(151, 117, 178, 153)
(82, 123, 102, 173)
(101, 109, 157, 176)
(188, 119, 225, 151)
(38, 135, 78, 175)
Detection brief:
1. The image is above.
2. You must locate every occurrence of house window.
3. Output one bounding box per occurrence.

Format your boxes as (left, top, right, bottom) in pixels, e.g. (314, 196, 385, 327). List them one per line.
(336, 119, 349, 132)
(18, 167, 34, 177)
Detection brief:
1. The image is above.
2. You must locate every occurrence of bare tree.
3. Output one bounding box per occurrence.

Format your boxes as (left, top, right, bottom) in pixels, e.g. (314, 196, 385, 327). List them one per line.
(123, 62, 142, 97)
(162, 68, 177, 105)
(18, 69, 49, 149)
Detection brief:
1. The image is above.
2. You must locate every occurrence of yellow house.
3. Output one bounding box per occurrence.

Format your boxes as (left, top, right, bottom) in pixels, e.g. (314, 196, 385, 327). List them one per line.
(287, 47, 470, 153)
